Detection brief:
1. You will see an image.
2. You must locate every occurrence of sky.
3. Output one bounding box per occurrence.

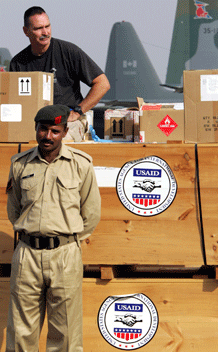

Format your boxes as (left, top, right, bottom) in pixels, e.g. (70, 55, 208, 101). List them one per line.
(1, 0, 178, 94)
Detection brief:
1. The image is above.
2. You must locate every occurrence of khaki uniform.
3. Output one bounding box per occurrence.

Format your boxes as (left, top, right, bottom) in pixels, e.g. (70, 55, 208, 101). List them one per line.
(6, 144, 101, 352)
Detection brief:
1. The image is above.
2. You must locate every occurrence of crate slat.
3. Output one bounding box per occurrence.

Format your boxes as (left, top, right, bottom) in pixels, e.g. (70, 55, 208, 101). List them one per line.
(1, 278, 218, 352)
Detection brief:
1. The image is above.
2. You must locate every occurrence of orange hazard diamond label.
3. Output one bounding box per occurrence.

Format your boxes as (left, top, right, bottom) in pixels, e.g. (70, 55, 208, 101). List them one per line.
(157, 115, 178, 136)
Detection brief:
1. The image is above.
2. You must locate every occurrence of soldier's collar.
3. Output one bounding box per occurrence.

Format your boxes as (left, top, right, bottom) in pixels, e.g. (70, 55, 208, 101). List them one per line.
(59, 143, 73, 160)
(26, 147, 39, 162)
(27, 144, 73, 163)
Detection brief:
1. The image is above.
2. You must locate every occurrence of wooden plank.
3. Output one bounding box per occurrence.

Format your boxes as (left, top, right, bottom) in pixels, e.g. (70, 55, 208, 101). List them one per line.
(33, 142, 197, 171)
(198, 145, 218, 188)
(195, 146, 218, 265)
(81, 278, 218, 352)
(0, 142, 197, 185)
(0, 216, 212, 267)
(0, 185, 211, 222)
(0, 185, 214, 222)
(0, 278, 10, 352)
(1, 185, 200, 222)
(81, 219, 203, 266)
(0, 217, 204, 266)
(1, 184, 210, 222)
(1, 141, 218, 185)
(99, 187, 199, 220)
(202, 219, 218, 265)
(0, 144, 20, 187)
(0, 186, 211, 266)
(1, 278, 218, 351)
(1, 186, 200, 221)
(0, 220, 13, 264)
(2, 212, 218, 267)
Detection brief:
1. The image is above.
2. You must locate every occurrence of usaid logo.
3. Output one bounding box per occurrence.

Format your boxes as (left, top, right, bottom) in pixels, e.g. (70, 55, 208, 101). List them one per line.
(116, 156, 177, 216)
(133, 169, 161, 177)
(115, 304, 143, 312)
(98, 294, 158, 350)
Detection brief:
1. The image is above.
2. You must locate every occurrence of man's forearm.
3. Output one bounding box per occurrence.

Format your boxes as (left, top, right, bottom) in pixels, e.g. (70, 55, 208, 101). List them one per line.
(68, 74, 110, 122)
(80, 73, 110, 112)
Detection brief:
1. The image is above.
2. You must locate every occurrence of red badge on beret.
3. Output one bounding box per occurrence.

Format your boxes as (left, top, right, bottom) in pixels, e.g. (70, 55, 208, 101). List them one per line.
(55, 115, 62, 124)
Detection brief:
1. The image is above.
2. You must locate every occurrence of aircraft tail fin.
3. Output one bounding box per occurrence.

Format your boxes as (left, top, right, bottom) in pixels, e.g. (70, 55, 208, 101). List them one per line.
(102, 21, 183, 103)
(166, 0, 218, 86)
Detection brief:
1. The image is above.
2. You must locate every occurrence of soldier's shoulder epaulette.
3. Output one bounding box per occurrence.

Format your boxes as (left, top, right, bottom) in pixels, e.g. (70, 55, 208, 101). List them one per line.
(68, 146, 93, 163)
(11, 147, 36, 163)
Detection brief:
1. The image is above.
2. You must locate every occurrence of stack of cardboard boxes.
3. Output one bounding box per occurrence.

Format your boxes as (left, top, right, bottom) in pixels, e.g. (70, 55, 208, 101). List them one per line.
(2, 70, 218, 144)
(103, 69, 218, 144)
(103, 103, 184, 143)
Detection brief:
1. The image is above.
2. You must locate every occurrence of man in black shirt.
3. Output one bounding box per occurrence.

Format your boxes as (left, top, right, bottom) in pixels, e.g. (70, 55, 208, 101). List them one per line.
(10, 6, 110, 141)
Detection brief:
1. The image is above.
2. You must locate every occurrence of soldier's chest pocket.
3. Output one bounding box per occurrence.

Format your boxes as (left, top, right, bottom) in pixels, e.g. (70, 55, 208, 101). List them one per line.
(20, 177, 40, 205)
(56, 175, 80, 204)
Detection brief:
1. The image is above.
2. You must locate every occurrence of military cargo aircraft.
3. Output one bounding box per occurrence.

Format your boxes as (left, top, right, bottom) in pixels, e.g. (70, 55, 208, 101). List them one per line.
(102, 0, 218, 105)
(102, 21, 183, 105)
(166, 0, 218, 89)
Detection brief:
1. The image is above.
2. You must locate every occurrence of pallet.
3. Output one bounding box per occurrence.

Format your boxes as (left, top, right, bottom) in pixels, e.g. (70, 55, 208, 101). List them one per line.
(1, 142, 218, 350)
(1, 142, 218, 268)
(1, 277, 218, 351)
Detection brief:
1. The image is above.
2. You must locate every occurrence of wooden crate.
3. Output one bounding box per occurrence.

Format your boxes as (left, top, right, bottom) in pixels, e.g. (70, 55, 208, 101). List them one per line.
(0, 143, 218, 267)
(1, 277, 218, 351)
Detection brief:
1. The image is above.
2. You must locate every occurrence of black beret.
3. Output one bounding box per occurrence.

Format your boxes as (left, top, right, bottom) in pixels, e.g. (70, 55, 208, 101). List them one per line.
(34, 104, 70, 125)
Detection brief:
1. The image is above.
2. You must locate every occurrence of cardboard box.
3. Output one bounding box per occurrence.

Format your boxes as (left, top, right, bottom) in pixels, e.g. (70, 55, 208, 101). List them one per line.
(137, 98, 184, 143)
(104, 108, 139, 141)
(0, 72, 53, 142)
(184, 69, 218, 143)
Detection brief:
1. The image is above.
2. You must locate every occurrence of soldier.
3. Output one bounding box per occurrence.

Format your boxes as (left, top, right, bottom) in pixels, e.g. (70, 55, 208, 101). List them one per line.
(6, 104, 101, 351)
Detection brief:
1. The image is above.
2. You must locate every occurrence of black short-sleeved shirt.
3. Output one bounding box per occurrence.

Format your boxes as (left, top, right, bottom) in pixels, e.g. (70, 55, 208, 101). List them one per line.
(9, 37, 104, 108)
